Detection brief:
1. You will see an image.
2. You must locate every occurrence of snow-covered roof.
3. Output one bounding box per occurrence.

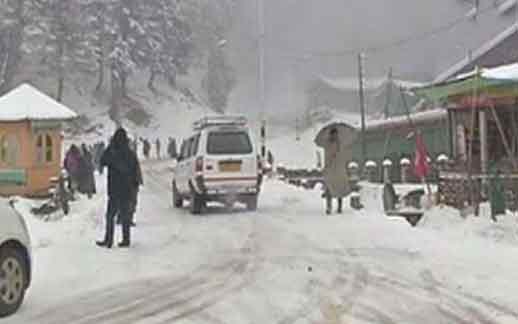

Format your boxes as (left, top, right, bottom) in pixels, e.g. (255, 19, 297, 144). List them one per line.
(365, 160, 377, 167)
(362, 109, 447, 132)
(320, 109, 447, 133)
(434, 22, 518, 83)
(437, 154, 449, 162)
(400, 158, 411, 165)
(318, 75, 424, 92)
(0, 84, 78, 122)
(382, 159, 393, 167)
(480, 62, 518, 79)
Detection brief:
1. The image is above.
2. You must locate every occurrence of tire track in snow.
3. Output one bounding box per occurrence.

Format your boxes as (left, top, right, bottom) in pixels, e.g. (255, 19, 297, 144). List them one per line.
(28, 161, 263, 324)
(418, 269, 507, 324)
(29, 255, 258, 324)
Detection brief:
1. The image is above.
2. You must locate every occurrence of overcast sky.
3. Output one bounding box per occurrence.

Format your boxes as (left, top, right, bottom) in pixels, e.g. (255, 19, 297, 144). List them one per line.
(227, 0, 518, 119)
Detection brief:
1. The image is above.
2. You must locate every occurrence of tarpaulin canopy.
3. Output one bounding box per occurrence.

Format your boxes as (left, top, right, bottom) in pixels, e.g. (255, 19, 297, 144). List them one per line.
(414, 63, 518, 101)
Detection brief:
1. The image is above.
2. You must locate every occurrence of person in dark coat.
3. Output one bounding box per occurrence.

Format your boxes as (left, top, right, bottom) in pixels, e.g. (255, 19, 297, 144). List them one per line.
(141, 138, 151, 159)
(155, 138, 161, 159)
(64, 145, 82, 193)
(117, 152, 143, 227)
(94, 141, 106, 175)
(97, 128, 141, 248)
(79, 143, 96, 198)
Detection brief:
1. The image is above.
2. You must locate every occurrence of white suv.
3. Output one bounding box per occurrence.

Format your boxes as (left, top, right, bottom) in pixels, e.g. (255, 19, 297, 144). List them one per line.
(0, 199, 31, 317)
(173, 116, 262, 214)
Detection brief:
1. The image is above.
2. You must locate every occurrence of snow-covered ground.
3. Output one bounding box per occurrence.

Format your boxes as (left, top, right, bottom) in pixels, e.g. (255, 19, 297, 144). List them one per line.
(5, 159, 518, 324)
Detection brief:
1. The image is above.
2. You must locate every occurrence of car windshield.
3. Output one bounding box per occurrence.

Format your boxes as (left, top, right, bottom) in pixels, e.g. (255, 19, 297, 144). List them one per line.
(207, 131, 252, 155)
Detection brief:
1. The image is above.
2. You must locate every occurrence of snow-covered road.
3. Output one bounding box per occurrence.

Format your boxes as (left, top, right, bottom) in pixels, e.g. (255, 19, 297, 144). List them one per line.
(7, 160, 518, 323)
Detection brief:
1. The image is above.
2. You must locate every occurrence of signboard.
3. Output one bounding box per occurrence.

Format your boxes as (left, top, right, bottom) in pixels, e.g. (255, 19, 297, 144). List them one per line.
(0, 168, 27, 186)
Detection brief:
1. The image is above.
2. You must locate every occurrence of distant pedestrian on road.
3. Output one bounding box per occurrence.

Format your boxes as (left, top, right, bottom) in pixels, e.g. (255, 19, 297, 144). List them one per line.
(322, 127, 351, 215)
(64, 144, 82, 193)
(167, 137, 177, 159)
(141, 138, 151, 159)
(79, 143, 96, 198)
(155, 138, 161, 159)
(97, 128, 142, 248)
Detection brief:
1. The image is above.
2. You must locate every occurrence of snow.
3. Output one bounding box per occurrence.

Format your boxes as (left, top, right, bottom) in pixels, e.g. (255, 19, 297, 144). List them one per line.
(365, 160, 377, 167)
(400, 157, 411, 165)
(362, 108, 447, 131)
(482, 62, 518, 80)
(318, 75, 424, 92)
(382, 159, 393, 167)
(0, 84, 77, 122)
(434, 22, 518, 83)
(5, 161, 518, 323)
(348, 161, 359, 169)
(437, 153, 449, 162)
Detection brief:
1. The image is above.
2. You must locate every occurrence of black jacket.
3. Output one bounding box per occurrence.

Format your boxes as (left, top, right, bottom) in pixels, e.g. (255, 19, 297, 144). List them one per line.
(101, 145, 141, 200)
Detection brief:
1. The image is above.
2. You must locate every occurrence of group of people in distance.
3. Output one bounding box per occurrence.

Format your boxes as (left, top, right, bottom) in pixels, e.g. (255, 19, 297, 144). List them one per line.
(135, 137, 177, 160)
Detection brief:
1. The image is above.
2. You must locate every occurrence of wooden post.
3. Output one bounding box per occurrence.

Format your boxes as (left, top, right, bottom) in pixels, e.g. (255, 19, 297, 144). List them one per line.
(384, 67, 393, 119)
(358, 53, 367, 166)
(467, 67, 480, 216)
(510, 104, 518, 157)
(489, 103, 518, 169)
(479, 109, 488, 195)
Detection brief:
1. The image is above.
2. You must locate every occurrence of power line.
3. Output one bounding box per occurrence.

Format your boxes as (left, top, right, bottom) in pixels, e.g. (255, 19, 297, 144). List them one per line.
(272, 1, 504, 60)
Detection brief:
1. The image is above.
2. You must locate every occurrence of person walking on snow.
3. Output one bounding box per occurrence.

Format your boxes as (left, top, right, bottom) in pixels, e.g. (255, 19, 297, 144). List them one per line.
(94, 141, 106, 174)
(64, 144, 82, 193)
(141, 138, 151, 159)
(322, 127, 351, 215)
(155, 138, 161, 159)
(97, 128, 141, 248)
(79, 143, 96, 198)
(167, 137, 177, 159)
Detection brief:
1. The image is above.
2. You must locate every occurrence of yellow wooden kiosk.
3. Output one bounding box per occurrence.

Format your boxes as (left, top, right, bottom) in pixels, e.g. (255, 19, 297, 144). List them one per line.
(0, 84, 77, 197)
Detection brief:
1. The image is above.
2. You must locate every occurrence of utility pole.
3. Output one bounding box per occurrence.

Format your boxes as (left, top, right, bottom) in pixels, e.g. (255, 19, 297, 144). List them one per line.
(358, 53, 367, 165)
(383, 67, 393, 119)
(258, 0, 266, 158)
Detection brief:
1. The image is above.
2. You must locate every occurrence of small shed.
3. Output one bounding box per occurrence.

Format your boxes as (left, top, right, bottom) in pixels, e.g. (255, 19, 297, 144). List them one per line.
(415, 63, 518, 209)
(0, 84, 77, 197)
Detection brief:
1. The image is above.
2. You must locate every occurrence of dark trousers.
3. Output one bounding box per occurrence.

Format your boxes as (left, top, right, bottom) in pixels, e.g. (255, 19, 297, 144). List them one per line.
(326, 196, 343, 213)
(103, 196, 131, 245)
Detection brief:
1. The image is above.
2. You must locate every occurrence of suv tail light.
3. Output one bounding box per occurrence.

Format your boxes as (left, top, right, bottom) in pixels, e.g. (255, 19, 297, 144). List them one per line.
(195, 157, 204, 172)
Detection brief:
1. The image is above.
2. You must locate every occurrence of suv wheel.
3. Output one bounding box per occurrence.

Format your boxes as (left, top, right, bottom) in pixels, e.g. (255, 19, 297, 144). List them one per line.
(246, 195, 258, 211)
(190, 191, 204, 215)
(0, 248, 27, 317)
(172, 181, 183, 208)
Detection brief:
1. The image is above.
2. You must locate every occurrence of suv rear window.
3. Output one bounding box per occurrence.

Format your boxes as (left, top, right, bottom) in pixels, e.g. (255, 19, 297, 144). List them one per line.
(207, 131, 253, 155)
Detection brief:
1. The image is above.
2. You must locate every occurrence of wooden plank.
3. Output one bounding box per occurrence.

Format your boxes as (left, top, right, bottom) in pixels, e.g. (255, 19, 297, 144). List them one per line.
(489, 102, 518, 170)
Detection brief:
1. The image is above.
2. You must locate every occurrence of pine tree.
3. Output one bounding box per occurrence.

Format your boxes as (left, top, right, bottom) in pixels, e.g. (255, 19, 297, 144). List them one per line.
(0, 0, 28, 94)
(32, 0, 96, 102)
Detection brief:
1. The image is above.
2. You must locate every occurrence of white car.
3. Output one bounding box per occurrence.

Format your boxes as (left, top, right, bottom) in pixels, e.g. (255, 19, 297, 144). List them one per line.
(173, 116, 262, 214)
(0, 199, 31, 317)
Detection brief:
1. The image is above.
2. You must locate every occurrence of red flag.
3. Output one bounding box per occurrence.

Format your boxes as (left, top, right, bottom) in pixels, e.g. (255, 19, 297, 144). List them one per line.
(414, 132, 430, 179)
